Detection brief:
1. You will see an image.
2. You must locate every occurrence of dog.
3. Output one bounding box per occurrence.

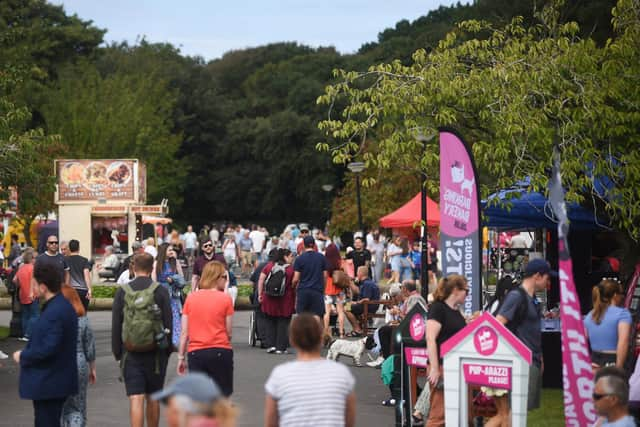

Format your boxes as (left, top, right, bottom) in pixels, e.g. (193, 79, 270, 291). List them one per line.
(326, 336, 376, 367)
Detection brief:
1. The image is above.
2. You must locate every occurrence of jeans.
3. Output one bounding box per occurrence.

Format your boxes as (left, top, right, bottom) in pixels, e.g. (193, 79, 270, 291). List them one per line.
(21, 302, 39, 338)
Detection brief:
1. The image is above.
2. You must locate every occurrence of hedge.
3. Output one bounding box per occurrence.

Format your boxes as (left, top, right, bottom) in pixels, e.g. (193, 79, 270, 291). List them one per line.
(91, 283, 253, 299)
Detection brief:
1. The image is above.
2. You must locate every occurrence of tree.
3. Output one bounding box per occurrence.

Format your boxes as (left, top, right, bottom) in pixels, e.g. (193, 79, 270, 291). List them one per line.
(319, 0, 640, 238)
(38, 57, 185, 207)
(0, 66, 62, 245)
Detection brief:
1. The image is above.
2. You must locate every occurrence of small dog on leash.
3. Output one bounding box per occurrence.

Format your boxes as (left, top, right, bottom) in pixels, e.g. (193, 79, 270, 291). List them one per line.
(326, 336, 376, 367)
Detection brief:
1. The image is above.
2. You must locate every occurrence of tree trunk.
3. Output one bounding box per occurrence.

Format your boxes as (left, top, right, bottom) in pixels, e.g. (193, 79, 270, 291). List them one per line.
(22, 216, 33, 248)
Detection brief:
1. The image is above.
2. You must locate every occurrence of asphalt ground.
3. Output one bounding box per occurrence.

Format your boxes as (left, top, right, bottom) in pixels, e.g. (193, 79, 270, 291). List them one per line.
(0, 310, 397, 427)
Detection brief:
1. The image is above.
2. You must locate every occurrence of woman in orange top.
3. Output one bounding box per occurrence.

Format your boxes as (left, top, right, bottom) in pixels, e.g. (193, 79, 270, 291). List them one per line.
(177, 261, 235, 396)
(323, 243, 345, 340)
(13, 249, 37, 341)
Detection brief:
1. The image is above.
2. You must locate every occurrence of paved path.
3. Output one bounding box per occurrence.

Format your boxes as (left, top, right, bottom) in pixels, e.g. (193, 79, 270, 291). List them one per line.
(0, 310, 395, 427)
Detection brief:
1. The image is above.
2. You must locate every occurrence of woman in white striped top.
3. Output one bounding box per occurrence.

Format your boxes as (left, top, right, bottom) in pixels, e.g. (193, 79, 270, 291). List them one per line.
(264, 313, 356, 427)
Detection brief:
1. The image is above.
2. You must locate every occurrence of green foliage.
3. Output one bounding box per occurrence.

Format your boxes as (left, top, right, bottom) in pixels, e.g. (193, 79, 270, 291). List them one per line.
(38, 55, 185, 206)
(319, 0, 640, 238)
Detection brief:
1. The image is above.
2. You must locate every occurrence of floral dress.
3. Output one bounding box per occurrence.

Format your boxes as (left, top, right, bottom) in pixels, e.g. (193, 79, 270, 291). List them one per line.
(158, 261, 183, 348)
(61, 315, 95, 427)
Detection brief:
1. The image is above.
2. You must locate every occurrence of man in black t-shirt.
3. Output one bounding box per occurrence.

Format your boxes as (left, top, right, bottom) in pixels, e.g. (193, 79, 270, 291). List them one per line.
(33, 235, 69, 290)
(65, 239, 92, 311)
(346, 236, 372, 278)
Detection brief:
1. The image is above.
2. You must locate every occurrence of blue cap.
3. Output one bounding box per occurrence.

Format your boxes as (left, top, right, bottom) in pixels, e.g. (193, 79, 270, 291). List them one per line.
(151, 373, 222, 404)
(524, 259, 558, 278)
(303, 235, 315, 246)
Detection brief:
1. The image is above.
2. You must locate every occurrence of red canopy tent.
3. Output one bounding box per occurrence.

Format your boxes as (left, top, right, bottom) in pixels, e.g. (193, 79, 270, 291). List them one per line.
(379, 193, 440, 229)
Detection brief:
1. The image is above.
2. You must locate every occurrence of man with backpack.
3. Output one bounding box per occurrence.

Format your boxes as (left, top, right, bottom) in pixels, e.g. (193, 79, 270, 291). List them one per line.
(496, 259, 557, 411)
(111, 253, 172, 427)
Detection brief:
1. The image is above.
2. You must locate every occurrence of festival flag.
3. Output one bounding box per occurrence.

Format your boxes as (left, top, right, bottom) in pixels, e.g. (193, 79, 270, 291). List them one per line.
(439, 128, 482, 315)
(548, 147, 597, 426)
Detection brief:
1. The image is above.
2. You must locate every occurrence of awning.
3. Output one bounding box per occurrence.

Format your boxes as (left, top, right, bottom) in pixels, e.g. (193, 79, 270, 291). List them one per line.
(379, 193, 440, 229)
(142, 215, 172, 225)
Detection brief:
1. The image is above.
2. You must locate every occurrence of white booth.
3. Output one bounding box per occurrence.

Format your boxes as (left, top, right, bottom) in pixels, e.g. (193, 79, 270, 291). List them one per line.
(441, 312, 531, 427)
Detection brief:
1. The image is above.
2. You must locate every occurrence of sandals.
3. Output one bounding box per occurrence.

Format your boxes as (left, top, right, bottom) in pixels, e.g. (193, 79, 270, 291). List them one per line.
(412, 414, 424, 426)
(381, 398, 396, 407)
(347, 331, 363, 337)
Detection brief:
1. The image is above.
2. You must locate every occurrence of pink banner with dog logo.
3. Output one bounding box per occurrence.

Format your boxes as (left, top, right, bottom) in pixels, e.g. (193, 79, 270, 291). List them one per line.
(439, 129, 481, 316)
(404, 347, 428, 367)
(549, 148, 597, 426)
(463, 364, 511, 390)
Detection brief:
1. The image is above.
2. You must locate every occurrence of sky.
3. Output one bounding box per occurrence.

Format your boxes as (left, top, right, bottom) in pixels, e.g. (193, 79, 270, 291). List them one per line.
(52, 0, 465, 61)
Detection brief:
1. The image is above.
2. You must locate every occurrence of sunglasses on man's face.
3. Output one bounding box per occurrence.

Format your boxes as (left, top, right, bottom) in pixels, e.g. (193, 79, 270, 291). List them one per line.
(593, 392, 612, 401)
(202, 243, 213, 249)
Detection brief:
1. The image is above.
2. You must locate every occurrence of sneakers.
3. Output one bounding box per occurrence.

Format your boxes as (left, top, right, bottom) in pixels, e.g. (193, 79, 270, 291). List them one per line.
(275, 350, 288, 355)
(366, 356, 384, 368)
(0, 350, 8, 360)
(266, 347, 276, 354)
(18, 337, 29, 342)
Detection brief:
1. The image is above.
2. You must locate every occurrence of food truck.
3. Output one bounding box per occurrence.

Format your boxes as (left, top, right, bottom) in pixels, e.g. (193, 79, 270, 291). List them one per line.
(55, 159, 167, 260)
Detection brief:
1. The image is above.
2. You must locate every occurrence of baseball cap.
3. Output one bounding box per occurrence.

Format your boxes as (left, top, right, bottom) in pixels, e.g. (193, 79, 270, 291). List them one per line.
(300, 225, 310, 232)
(132, 241, 143, 250)
(303, 235, 315, 246)
(151, 372, 222, 405)
(524, 259, 558, 278)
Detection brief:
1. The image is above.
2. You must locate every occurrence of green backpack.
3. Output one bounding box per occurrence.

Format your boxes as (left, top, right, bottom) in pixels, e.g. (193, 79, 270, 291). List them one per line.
(122, 282, 163, 352)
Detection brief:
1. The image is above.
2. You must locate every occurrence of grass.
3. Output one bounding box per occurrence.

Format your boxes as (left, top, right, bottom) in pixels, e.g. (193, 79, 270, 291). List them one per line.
(528, 388, 564, 427)
(0, 326, 9, 340)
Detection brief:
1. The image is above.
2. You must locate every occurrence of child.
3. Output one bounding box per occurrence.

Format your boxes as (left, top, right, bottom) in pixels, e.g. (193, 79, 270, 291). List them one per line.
(410, 241, 421, 281)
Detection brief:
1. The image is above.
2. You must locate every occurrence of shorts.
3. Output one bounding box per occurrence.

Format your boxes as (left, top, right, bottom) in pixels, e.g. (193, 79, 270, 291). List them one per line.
(241, 251, 252, 266)
(296, 289, 325, 317)
(324, 293, 345, 305)
(123, 352, 168, 396)
(528, 363, 542, 410)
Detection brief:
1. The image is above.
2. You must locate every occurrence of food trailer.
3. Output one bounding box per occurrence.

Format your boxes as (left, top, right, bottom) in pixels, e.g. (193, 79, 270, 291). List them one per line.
(55, 159, 167, 260)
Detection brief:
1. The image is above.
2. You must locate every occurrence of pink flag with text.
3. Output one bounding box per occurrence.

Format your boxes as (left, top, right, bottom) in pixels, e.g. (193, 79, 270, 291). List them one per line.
(549, 148, 597, 426)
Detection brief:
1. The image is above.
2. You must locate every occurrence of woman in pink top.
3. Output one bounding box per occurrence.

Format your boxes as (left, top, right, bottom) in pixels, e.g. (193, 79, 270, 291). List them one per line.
(13, 249, 38, 341)
(177, 261, 235, 396)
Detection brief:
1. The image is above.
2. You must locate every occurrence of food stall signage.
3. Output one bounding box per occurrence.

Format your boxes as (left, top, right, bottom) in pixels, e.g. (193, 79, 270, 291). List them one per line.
(56, 159, 140, 202)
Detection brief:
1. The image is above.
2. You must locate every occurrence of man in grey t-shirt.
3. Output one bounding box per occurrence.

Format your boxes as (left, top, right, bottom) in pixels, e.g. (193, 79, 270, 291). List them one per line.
(497, 259, 557, 411)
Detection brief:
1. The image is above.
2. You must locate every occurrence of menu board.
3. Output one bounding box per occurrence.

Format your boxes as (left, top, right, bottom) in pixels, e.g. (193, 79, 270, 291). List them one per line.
(56, 159, 141, 202)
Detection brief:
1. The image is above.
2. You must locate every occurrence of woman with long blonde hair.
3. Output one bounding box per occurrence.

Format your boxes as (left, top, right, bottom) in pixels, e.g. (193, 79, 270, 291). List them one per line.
(177, 261, 235, 397)
(584, 279, 632, 370)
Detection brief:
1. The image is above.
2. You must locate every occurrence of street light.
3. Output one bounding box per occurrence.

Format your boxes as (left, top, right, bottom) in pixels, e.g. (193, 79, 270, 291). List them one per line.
(347, 162, 365, 235)
(417, 133, 437, 302)
(321, 184, 334, 192)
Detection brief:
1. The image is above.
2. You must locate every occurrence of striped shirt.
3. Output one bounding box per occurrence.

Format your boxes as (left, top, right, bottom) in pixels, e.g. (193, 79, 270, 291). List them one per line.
(265, 359, 355, 427)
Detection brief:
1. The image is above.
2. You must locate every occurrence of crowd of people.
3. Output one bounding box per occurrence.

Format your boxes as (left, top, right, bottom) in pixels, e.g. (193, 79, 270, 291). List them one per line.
(4, 223, 640, 427)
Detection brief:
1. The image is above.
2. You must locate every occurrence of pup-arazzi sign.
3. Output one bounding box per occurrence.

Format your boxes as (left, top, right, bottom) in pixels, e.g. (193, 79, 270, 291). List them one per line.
(439, 129, 482, 315)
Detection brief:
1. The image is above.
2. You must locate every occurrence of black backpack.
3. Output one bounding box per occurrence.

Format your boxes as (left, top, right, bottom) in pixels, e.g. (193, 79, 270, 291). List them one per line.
(264, 263, 288, 297)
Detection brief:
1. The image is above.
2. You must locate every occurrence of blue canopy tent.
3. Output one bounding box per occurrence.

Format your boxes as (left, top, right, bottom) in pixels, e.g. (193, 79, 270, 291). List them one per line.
(481, 185, 609, 230)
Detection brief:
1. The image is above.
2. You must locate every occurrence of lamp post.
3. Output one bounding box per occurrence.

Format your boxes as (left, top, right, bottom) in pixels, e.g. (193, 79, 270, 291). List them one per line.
(417, 133, 437, 301)
(347, 162, 365, 235)
(321, 184, 334, 223)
